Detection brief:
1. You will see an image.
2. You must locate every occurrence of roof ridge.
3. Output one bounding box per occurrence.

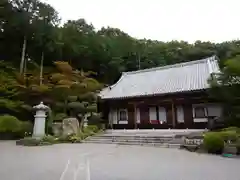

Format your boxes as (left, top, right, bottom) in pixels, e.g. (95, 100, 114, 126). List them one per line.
(124, 56, 217, 75)
(108, 73, 126, 90)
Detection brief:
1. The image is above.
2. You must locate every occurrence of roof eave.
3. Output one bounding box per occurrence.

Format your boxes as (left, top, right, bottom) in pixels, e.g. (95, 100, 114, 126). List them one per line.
(100, 88, 208, 100)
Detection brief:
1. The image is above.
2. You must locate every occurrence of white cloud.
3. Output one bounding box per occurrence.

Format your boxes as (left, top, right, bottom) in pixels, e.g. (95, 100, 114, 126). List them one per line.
(42, 0, 240, 43)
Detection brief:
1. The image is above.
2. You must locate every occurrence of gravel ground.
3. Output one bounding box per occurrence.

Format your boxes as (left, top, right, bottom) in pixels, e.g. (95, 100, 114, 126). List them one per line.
(0, 141, 239, 180)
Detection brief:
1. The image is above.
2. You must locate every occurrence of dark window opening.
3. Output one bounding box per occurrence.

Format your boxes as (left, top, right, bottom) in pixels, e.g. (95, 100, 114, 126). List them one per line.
(194, 106, 206, 118)
(118, 109, 127, 121)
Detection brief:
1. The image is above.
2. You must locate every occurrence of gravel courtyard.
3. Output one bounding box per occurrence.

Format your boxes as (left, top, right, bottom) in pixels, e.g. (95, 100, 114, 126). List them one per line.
(0, 141, 239, 180)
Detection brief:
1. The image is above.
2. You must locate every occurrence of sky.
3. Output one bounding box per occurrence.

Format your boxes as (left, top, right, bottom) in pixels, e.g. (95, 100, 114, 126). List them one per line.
(42, 0, 240, 43)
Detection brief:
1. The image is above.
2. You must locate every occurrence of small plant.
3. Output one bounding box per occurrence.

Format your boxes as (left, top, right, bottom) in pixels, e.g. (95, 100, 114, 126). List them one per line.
(69, 135, 82, 143)
(41, 135, 56, 144)
(20, 121, 33, 137)
(56, 133, 75, 143)
(83, 128, 95, 137)
(204, 132, 224, 154)
(86, 125, 99, 133)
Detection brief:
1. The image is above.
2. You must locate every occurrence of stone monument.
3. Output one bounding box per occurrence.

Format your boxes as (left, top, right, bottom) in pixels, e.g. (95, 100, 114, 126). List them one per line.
(33, 102, 49, 138)
(62, 117, 79, 135)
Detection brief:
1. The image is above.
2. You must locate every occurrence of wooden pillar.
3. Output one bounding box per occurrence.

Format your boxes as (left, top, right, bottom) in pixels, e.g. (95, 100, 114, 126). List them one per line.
(109, 109, 113, 129)
(133, 104, 137, 129)
(129, 101, 143, 129)
(171, 100, 176, 128)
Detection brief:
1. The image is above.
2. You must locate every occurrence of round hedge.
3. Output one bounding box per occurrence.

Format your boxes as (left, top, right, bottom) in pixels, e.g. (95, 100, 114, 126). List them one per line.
(203, 132, 224, 154)
(0, 115, 21, 133)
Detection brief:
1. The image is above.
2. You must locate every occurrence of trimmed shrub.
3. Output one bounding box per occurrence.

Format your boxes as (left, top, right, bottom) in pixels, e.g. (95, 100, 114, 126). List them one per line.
(54, 113, 67, 121)
(0, 115, 21, 133)
(236, 139, 240, 155)
(222, 127, 240, 133)
(220, 131, 238, 142)
(83, 125, 99, 137)
(83, 128, 95, 137)
(67, 96, 78, 102)
(20, 121, 33, 136)
(204, 132, 224, 154)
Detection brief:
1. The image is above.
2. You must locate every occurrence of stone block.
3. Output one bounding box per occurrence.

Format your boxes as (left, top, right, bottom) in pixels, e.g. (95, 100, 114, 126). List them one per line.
(52, 122, 63, 136)
(223, 145, 237, 155)
(62, 117, 79, 135)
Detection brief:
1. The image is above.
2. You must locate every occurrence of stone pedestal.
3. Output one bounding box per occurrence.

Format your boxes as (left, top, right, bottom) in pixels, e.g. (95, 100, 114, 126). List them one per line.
(33, 102, 49, 138)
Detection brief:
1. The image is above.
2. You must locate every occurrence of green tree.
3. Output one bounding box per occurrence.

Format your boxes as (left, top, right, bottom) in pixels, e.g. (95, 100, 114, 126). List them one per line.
(209, 55, 240, 127)
(49, 61, 102, 130)
(2, 0, 240, 88)
(0, 61, 23, 113)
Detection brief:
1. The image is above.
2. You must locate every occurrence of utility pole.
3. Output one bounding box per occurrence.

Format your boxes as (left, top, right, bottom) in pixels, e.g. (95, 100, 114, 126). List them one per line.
(39, 11, 50, 85)
(20, 36, 27, 75)
(138, 53, 141, 70)
(40, 52, 44, 85)
(20, 0, 32, 75)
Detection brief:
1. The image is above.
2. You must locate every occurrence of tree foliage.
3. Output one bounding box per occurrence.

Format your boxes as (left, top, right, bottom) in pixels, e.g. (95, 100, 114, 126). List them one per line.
(209, 56, 240, 127)
(0, 58, 102, 131)
(1, 0, 240, 129)
(2, 0, 240, 85)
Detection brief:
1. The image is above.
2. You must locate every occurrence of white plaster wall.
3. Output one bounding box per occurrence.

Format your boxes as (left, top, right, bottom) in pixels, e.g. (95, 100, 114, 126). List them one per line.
(158, 107, 167, 122)
(149, 107, 157, 120)
(136, 108, 140, 124)
(177, 106, 184, 123)
(109, 109, 118, 124)
(108, 110, 112, 125)
(113, 110, 118, 124)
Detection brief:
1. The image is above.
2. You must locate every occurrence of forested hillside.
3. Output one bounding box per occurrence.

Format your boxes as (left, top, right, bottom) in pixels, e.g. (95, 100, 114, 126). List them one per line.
(1, 0, 240, 84)
(1, 0, 240, 130)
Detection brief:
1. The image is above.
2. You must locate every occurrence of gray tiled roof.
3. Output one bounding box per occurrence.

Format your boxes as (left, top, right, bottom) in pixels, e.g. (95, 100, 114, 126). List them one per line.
(100, 56, 220, 99)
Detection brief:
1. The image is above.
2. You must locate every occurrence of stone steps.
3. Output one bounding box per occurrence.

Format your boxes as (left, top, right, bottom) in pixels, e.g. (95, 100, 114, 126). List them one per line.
(84, 134, 184, 148)
(83, 129, 205, 148)
(84, 139, 181, 148)
(86, 136, 174, 143)
(89, 136, 174, 140)
(86, 138, 174, 143)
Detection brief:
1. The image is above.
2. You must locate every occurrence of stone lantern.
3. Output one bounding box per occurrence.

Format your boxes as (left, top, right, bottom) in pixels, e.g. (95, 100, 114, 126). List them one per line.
(83, 113, 91, 128)
(33, 102, 49, 138)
